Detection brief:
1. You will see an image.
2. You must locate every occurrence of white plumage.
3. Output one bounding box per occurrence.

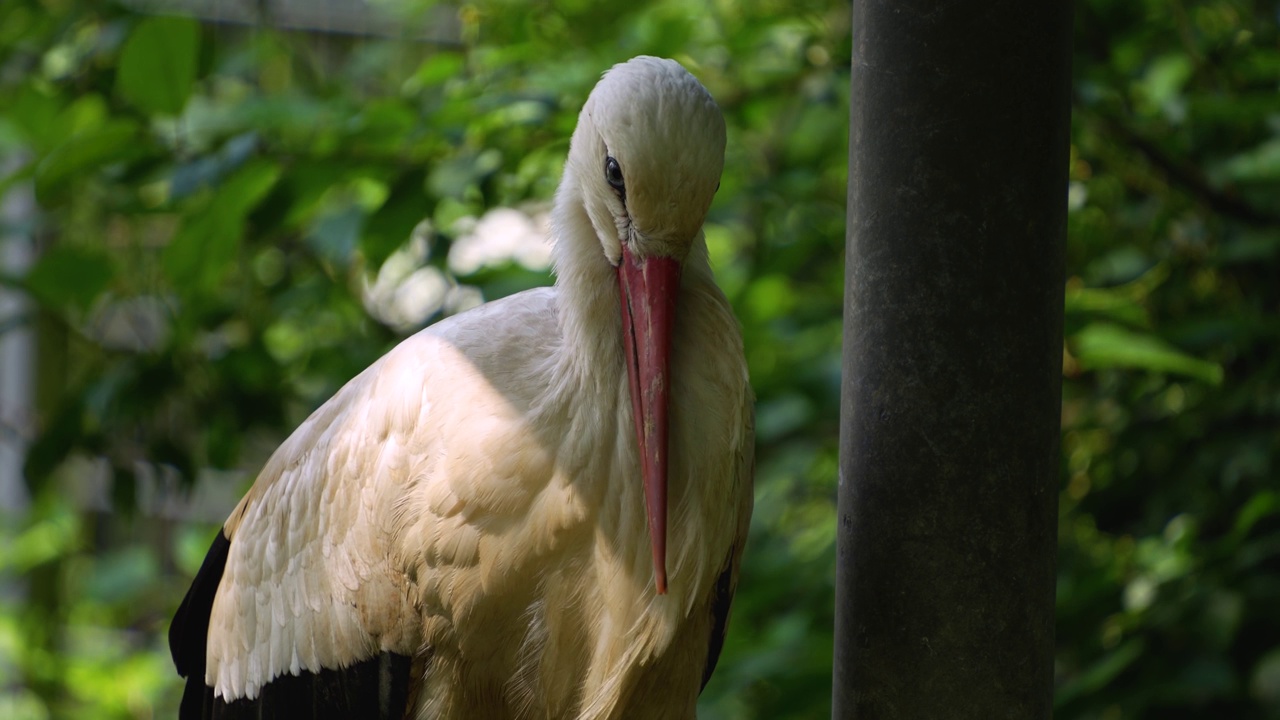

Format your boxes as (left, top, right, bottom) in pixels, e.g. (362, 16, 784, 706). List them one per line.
(171, 56, 753, 720)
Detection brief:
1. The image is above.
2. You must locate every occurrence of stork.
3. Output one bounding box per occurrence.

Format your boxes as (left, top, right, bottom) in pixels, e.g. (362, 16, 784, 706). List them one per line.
(169, 56, 753, 720)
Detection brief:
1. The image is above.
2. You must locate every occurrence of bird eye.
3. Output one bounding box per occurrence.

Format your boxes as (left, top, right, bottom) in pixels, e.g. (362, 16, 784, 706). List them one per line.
(604, 156, 625, 195)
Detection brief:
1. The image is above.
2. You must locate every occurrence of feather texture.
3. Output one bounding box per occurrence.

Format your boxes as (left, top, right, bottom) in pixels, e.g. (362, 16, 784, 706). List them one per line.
(171, 56, 752, 720)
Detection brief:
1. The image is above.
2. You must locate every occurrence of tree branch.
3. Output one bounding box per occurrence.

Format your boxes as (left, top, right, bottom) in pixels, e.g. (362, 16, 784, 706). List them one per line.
(1085, 107, 1280, 227)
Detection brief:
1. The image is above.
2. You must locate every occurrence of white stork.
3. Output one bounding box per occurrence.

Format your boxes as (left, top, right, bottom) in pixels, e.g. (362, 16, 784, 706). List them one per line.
(170, 56, 753, 720)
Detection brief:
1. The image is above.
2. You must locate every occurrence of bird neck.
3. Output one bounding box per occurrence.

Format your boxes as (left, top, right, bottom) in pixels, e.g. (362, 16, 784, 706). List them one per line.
(548, 172, 629, 396)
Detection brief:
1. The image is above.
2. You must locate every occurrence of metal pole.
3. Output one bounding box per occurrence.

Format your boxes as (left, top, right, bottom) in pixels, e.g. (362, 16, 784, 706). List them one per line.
(835, 2, 1072, 718)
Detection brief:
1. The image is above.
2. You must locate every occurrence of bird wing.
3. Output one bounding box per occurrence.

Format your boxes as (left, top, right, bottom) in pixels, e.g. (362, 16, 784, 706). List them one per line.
(170, 347, 427, 719)
(170, 290, 561, 720)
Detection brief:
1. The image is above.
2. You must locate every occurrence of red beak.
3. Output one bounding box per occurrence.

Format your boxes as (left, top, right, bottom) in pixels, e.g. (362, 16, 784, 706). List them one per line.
(618, 243, 680, 595)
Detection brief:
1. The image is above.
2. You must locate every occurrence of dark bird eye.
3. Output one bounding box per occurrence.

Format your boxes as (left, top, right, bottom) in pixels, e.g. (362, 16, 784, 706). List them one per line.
(604, 156, 625, 195)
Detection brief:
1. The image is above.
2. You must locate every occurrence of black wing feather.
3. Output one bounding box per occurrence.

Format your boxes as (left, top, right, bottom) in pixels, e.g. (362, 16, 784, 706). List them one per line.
(700, 549, 738, 692)
(169, 529, 230, 720)
(210, 653, 412, 720)
(170, 530, 414, 719)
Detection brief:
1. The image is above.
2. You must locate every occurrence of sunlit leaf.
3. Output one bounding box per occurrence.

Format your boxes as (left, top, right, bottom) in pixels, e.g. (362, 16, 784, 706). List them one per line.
(1064, 286, 1150, 330)
(1235, 492, 1280, 539)
(1070, 323, 1224, 385)
(407, 52, 465, 90)
(1137, 53, 1192, 118)
(1215, 138, 1280, 184)
(0, 505, 78, 572)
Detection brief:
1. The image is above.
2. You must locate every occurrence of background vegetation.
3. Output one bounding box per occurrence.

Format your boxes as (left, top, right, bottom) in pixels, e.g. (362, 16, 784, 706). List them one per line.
(0, 0, 1276, 717)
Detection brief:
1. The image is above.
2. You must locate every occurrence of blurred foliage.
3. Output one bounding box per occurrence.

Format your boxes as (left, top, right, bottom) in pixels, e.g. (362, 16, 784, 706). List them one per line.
(0, 0, 1275, 718)
(1058, 1, 1280, 718)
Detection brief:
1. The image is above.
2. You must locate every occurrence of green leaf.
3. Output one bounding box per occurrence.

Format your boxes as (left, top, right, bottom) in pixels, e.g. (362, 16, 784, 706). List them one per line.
(745, 275, 796, 321)
(0, 504, 79, 571)
(1253, 648, 1280, 711)
(23, 395, 87, 487)
(5, 81, 62, 151)
(163, 161, 281, 292)
(116, 16, 200, 115)
(408, 52, 465, 90)
(1218, 231, 1280, 265)
(1056, 639, 1146, 708)
(427, 149, 503, 201)
(1064, 286, 1150, 330)
(1071, 323, 1224, 385)
(1215, 138, 1280, 184)
(34, 120, 141, 202)
(24, 245, 114, 312)
(362, 171, 429, 266)
(84, 547, 158, 604)
(1139, 54, 1192, 111)
(168, 132, 259, 201)
(1234, 491, 1280, 539)
(307, 205, 364, 265)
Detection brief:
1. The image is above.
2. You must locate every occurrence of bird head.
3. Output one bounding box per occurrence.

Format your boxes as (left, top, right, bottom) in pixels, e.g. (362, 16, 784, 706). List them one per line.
(564, 57, 727, 595)
(569, 56, 727, 265)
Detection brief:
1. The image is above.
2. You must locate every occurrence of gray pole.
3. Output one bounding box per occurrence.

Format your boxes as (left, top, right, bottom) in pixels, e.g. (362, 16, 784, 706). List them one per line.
(834, 2, 1072, 718)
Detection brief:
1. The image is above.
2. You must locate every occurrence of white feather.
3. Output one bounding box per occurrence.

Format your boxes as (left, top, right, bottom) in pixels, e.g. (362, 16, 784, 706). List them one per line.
(202, 56, 752, 719)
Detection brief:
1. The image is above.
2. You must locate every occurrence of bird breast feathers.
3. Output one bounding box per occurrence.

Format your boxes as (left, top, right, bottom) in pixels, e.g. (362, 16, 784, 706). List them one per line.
(206, 278, 750, 703)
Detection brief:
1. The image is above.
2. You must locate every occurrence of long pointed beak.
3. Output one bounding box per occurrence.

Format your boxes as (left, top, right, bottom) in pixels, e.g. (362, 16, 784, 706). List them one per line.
(618, 243, 680, 595)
